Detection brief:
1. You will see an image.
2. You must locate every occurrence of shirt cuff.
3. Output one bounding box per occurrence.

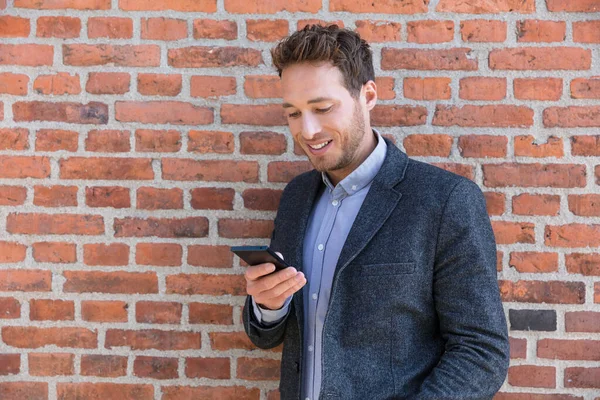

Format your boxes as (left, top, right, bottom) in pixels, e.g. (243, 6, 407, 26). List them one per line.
(251, 295, 292, 326)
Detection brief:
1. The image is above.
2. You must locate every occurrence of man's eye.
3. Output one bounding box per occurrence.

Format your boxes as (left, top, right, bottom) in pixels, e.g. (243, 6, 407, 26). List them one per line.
(316, 107, 332, 113)
(288, 111, 300, 118)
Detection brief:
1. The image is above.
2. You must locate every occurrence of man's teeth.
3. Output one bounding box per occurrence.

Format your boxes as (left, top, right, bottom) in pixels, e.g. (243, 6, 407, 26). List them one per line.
(310, 141, 330, 150)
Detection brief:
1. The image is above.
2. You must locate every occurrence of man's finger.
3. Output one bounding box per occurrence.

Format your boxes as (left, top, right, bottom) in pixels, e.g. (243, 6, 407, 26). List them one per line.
(245, 263, 276, 281)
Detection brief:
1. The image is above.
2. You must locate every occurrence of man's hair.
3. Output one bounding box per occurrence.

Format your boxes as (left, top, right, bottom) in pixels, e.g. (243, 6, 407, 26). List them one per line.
(271, 24, 375, 98)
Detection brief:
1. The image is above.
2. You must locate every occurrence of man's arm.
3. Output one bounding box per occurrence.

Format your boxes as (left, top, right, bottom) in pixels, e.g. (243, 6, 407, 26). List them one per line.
(412, 179, 509, 400)
(242, 294, 292, 349)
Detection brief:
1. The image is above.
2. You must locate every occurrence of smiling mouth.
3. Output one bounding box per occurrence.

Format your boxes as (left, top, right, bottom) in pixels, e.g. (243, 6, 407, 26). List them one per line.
(308, 140, 332, 150)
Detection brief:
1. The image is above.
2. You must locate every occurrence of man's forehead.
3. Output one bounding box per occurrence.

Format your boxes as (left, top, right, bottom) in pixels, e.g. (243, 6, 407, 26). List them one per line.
(280, 63, 347, 106)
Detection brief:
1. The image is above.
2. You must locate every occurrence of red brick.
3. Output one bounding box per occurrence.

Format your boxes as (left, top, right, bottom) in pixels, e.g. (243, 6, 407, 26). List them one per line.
(355, 20, 401, 42)
(267, 161, 313, 183)
(0, 73, 28, 95)
(459, 77, 506, 100)
(189, 303, 233, 324)
(85, 129, 130, 153)
(547, 0, 599, 11)
(30, 299, 74, 321)
(188, 245, 233, 268)
(460, 19, 506, 42)
(0, 354, 19, 375)
(210, 331, 256, 351)
(431, 164, 471, 183)
(483, 163, 585, 188)
(166, 273, 246, 296)
(329, 0, 426, 12)
(13, 101, 108, 124)
(135, 129, 181, 152)
(372, 105, 428, 127)
(565, 312, 600, 332)
(33, 72, 80, 95)
(244, 75, 281, 99)
(63, 271, 158, 294)
(81, 355, 127, 377)
(188, 130, 233, 153)
(458, 135, 507, 158)
(81, 301, 128, 322)
(512, 193, 561, 216)
(85, 186, 130, 208)
(162, 159, 259, 182)
(514, 78, 563, 101)
(404, 78, 451, 100)
(136, 243, 182, 267)
(573, 20, 600, 43)
(297, 19, 345, 30)
(88, 17, 132, 39)
(484, 192, 505, 216)
(382, 48, 477, 70)
(517, 20, 565, 42)
(566, 253, 600, 276)
(29, 353, 73, 376)
(86, 72, 130, 94)
(545, 224, 600, 248)
(0, 270, 51, 292)
(0, 44, 53, 66)
(2, 327, 97, 348)
(0, 297, 20, 319)
(35, 129, 77, 152)
(0, 186, 26, 206)
(136, 301, 181, 324)
(491, 47, 591, 70)
(491, 221, 535, 244)
(61, 157, 153, 180)
(0, 128, 28, 151)
(544, 106, 600, 128)
(0, 15, 30, 37)
(268, 390, 280, 400)
(83, 243, 129, 266)
(138, 74, 181, 96)
(16, 0, 109, 8)
(168, 46, 262, 68)
(246, 19, 288, 41)
(37, 16, 80, 38)
(7, 213, 104, 235)
(162, 386, 259, 400)
(564, 367, 600, 389)
(0, 382, 47, 400)
(514, 135, 563, 158)
(190, 188, 235, 210)
(134, 356, 178, 380)
(193, 19, 237, 40)
(0, 156, 50, 178)
(190, 76, 236, 98)
(538, 339, 600, 360)
(218, 219, 274, 239)
(136, 187, 183, 210)
(114, 217, 208, 238)
(64, 44, 159, 66)
(435, 105, 533, 127)
(568, 194, 600, 216)
(596, 283, 600, 303)
(237, 357, 280, 380)
(510, 337, 527, 359)
(226, 0, 320, 12)
(105, 329, 200, 350)
(141, 17, 187, 41)
(243, 189, 283, 211)
(57, 383, 154, 400)
(508, 365, 555, 388)
(0, 242, 26, 263)
(116, 101, 213, 125)
(509, 252, 558, 273)
(186, 357, 230, 379)
(403, 134, 452, 157)
(240, 131, 286, 155)
(375, 77, 395, 100)
(499, 280, 585, 304)
(407, 20, 453, 43)
(437, 0, 534, 12)
(571, 77, 600, 99)
(120, 0, 216, 11)
(221, 104, 286, 126)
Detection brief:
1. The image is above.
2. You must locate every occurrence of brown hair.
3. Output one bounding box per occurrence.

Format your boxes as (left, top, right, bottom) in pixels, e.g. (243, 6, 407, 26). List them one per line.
(270, 24, 375, 98)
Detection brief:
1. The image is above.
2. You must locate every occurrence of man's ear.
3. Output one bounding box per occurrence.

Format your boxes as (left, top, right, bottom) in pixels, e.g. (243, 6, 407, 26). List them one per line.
(363, 80, 378, 111)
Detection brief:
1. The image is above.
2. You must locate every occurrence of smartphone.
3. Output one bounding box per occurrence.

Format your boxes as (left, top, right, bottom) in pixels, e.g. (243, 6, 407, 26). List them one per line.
(230, 245, 290, 271)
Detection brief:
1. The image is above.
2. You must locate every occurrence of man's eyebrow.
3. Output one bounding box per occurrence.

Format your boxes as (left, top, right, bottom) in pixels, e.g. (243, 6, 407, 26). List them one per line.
(282, 97, 335, 108)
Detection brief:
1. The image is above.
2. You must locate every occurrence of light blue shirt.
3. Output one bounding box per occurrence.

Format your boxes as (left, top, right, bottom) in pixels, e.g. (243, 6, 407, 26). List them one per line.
(253, 129, 387, 400)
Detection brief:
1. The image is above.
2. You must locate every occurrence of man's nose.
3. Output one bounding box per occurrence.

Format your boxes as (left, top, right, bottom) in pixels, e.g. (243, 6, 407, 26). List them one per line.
(301, 114, 321, 140)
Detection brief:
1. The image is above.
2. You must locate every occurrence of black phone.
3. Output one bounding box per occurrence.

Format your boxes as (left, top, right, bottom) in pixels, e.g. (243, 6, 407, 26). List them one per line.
(230, 246, 290, 271)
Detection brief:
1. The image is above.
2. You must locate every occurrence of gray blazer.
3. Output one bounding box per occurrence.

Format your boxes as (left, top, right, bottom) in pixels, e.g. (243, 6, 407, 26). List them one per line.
(243, 139, 509, 400)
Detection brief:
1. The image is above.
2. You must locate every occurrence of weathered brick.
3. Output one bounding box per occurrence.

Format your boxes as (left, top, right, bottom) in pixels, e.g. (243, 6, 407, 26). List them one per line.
(0, 128, 28, 151)
(509, 251, 559, 273)
(168, 46, 262, 68)
(571, 78, 600, 99)
(484, 192, 505, 216)
(64, 44, 160, 66)
(0, 186, 26, 206)
(188, 303, 233, 324)
(544, 106, 600, 128)
(0, 44, 53, 66)
(88, 17, 132, 39)
(508, 365, 556, 388)
(61, 157, 153, 180)
(34, 72, 80, 95)
(433, 105, 533, 127)
(0, 297, 21, 319)
(63, 271, 158, 294)
(135, 129, 181, 152)
(81, 301, 128, 322)
(134, 356, 178, 380)
(190, 76, 236, 98)
(83, 243, 129, 266)
(517, 20, 565, 42)
(372, 105, 428, 126)
(0, 73, 28, 95)
(193, 19, 237, 40)
(510, 337, 527, 359)
(407, 20, 454, 43)
(244, 75, 282, 99)
(30, 299, 74, 321)
(0, 242, 26, 264)
(237, 357, 280, 381)
(243, 189, 283, 211)
(119, 0, 216, 11)
(190, 188, 235, 210)
(0, 382, 47, 400)
(114, 217, 208, 238)
(382, 48, 477, 70)
(330, 0, 426, 13)
(460, 19, 506, 42)
(57, 383, 154, 400)
(564, 367, 600, 389)
(514, 135, 563, 158)
(492, 221, 535, 244)
(0, 16, 30, 37)
(490, 47, 591, 70)
(565, 253, 600, 276)
(404, 78, 451, 100)
(16, 0, 110, 9)
(2, 327, 97, 348)
(85, 186, 130, 208)
(538, 339, 600, 360)
(568, 194, 600, 217)
(403, 134, 452, 157)
(437, 0, 534, 13)
(0, 270, 51, 292)
(509, 309, 556, 331)
(0, 156, 50, 178)
(512, 193, 561, 216)
(355, 20, 401, 42)
(226, 0, 320, 12)
(221, 104, 286, 126)
(35, 129, 77, 152)
(547, 0, 600, 12)
(375, 77, 395, 100)
(137, 74, 182, 96)
(85, 130, 130, 153)
(13, 101, 108, 124)
(141, 17, 187, 41)
(188, 245, 233, 268)
(29, 353, 74, 376)
(268, 161, 313, 183)
(162, 159, 259, 182)
(116, 101, 213, 125)
(105, 329, 200, 350)
(458, 135, 507, 158)
(161, 386, 259, 400)
(483, 163, 586, 188)
(188, 130, 234, 154)
(545, 224, 600, 248)
(135, 243, 182, 266)
(514, 78, 563, 100)
(459, 77, 506, 100)
(37, 16, 80, 38)
(210, 331, 256, 351)
(86, 72, 130, 94)
(81, 355, 127, 377)
(499, 280, 585, 304)
(136, 301, 182, 324)
(573, 20, 600, 43)
(6, 213, 104, 235)
(240, 131, 286, 155)
(166, 273, 246, 296)
(565, 312, 600, 333)
(136, 187, 183, 210)
(0, 354, 19, 375)
(186, 357, 230, 379)
(218, 219, 274, 239)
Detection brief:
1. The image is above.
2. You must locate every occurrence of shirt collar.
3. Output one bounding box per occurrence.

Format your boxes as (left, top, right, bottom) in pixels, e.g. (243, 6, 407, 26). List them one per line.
(321, 128, 387, 196)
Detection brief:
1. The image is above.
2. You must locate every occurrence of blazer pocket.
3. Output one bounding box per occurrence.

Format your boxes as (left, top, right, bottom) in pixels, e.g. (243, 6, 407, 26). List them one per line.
(360, 262, 416, 276)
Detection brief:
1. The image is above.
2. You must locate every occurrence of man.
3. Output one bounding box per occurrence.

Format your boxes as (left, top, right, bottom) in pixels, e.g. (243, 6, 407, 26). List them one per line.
(242, 24, 509, 400)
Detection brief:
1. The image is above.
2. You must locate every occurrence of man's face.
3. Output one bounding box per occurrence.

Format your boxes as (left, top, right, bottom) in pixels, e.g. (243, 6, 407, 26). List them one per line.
(281, 62, 372, 182)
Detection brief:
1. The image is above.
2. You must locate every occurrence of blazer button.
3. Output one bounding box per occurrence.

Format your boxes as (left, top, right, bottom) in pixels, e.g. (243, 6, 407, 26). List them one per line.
(295, 361, 300, 372)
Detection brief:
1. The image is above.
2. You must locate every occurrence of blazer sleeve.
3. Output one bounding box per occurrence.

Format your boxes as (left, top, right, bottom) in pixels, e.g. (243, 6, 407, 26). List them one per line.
(412, 178, 510, 400)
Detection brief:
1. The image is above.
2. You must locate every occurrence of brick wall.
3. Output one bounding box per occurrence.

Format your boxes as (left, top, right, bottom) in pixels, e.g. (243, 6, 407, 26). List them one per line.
(0, 0, 599, 399)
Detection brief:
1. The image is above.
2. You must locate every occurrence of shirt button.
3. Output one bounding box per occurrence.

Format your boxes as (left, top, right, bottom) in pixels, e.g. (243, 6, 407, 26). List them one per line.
(305, 398, 311, 400)
(312, 293, 318, 300)
(317, 244, 324, 251)
(308, 345, 314, 352)
(352, 185, 357, 191)
(332, 199, 339, 206)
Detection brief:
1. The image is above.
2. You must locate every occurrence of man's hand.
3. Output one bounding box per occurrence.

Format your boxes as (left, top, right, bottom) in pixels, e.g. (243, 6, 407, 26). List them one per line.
(245, 253, 306, 310)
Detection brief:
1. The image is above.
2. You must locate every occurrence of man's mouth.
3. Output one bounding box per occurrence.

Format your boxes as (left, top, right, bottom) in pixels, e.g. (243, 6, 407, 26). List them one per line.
(308, 140, 332, 150)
